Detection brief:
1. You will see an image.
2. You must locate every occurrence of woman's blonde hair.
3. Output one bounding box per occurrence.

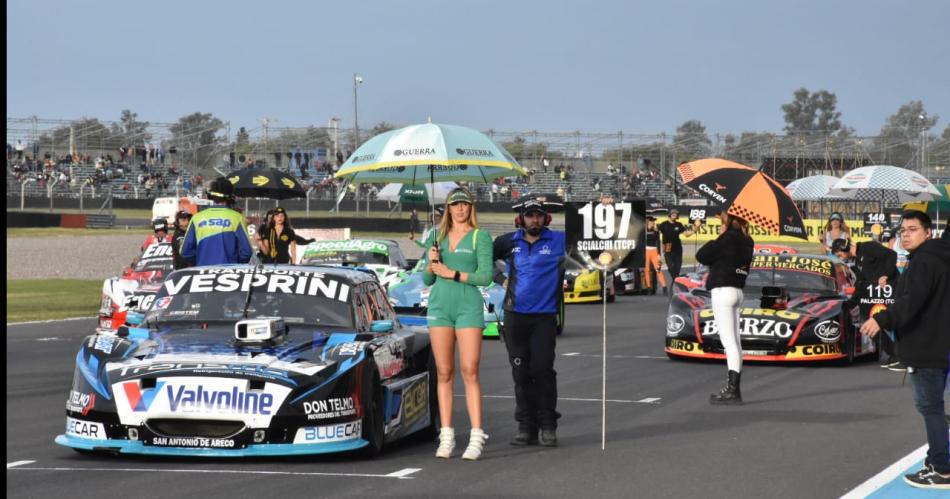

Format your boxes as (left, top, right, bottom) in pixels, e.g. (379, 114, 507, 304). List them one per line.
(437, 188, 479, 242)
(824, 216, 848, 233)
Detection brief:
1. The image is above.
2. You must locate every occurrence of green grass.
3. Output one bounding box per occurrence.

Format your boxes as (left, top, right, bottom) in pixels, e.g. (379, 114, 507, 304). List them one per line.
(7, 279, 102, 323)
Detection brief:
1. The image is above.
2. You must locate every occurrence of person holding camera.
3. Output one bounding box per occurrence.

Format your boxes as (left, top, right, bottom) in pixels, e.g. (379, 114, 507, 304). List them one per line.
(695, 210, 754, 405)
(493, 199, 565, 447)
(181, 177, 253, 266)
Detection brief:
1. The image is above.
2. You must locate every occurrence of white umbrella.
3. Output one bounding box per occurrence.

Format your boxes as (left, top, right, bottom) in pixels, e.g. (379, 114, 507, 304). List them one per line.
(830, 165, 941, 204)
(785, 175, 842, 201)
(376, 181, 459, 205)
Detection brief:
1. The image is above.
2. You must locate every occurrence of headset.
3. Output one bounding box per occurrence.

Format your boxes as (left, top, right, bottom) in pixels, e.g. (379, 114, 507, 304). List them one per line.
(514, 210, 552, 228)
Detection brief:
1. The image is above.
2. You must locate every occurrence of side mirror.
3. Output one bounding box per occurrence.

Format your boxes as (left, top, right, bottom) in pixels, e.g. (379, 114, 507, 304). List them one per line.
(122, 267, 133, 277)
(844, 286, 855, 297)
(370, 320, 394, 333)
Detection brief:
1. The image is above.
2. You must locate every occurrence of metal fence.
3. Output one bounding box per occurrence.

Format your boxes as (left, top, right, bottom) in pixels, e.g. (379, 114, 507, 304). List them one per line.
(8, 115, 949, 190)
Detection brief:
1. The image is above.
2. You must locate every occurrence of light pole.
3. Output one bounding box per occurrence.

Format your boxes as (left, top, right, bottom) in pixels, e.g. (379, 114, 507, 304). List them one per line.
(259, 118, 270, 167)
(328, 117, 341, 164)
(918, 113, 928, 177)
(353, 74, 363, 147)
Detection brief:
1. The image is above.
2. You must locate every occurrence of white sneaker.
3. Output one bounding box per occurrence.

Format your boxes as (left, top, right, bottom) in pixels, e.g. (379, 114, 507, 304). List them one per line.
(461, 428, 488, 461)
(435, 427, 455, 458)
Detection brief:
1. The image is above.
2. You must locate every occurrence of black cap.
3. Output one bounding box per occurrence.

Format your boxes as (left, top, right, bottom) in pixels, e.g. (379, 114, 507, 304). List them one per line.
(831, 238, 851, 254)
(274, 206, 286, 215)
(519, 199, 547, 216)
(175, 210, 192, 220)
(646, 215, 656, 221)
(152, 219, 169, 232)
(207, 176, 235, 201)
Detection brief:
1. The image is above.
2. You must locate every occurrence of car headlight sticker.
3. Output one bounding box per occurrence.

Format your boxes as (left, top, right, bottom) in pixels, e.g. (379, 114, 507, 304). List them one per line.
(813, 319, 841, 343)
(667, 314, 685, 336)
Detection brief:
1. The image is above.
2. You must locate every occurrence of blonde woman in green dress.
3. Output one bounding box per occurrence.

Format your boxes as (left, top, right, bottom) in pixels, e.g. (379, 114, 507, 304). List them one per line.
(422, 188, 494, 460)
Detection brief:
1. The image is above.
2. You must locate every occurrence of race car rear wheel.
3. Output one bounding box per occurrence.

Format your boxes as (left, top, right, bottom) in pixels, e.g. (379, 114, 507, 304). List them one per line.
(357, 359, 385, 458)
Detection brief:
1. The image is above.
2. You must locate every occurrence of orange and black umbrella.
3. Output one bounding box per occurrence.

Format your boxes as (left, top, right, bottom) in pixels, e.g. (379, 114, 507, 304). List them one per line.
(677, 158, 807, 239)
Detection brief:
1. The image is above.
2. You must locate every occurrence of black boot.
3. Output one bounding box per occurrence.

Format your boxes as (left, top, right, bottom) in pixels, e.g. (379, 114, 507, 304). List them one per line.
(710, 370, 742, 405)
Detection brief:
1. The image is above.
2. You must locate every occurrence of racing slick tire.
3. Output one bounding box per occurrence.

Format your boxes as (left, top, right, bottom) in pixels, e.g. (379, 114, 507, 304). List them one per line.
(357, 358, 385, 458)
(837, 315, 857, 366)
(416, 350, 440, 442)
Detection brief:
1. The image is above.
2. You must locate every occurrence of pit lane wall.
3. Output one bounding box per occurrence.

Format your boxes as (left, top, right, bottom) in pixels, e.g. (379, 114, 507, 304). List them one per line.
(655, 217, 875, 243)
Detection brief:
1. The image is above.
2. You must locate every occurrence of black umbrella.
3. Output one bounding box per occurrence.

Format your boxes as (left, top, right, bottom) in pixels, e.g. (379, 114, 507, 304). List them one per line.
(227, 166, 307, 200)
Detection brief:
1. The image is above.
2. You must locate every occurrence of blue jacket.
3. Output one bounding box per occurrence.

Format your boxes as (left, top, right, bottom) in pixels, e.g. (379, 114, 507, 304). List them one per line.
(180, 205, 253, 266)
(494, 228, 565, 314)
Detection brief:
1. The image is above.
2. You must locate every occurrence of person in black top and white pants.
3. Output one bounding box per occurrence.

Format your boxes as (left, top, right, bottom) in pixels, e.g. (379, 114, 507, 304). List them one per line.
(695, 211, 754, 405)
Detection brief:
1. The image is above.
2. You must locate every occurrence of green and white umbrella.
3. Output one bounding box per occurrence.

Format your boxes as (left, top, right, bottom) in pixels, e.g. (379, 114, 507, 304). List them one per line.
(334, 123, 526, 185)
(377, 181, 459, 205)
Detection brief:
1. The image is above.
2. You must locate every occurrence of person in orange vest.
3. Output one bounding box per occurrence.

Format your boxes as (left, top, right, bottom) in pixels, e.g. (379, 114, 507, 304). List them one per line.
(643, 216, 667, 295)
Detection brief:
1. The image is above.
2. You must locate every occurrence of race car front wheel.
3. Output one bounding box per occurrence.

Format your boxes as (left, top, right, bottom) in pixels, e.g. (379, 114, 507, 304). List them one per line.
(357, 359, 385, 458)
(416, 350, 440, 442)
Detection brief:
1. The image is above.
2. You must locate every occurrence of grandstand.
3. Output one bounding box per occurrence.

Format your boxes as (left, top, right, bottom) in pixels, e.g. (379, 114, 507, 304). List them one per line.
(8, 116, 949, 208)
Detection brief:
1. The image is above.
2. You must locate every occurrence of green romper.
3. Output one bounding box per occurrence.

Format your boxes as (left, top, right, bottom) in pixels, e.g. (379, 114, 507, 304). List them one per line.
(423, 228, 494, 329)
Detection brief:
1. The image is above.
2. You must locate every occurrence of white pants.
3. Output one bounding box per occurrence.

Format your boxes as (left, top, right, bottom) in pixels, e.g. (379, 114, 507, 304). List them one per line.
(711, 287, 744, 373)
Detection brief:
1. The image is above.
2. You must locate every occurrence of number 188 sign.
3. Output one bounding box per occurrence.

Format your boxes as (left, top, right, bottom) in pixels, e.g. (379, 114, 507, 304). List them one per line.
(566, 200, 646, 269)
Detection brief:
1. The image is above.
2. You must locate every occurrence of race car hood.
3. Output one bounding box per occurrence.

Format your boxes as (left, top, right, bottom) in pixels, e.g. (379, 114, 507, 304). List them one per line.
(80, 325, 379, 430)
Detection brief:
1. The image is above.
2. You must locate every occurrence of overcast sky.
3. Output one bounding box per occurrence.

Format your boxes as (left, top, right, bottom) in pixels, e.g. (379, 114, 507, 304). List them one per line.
(7, 0, 949, 136)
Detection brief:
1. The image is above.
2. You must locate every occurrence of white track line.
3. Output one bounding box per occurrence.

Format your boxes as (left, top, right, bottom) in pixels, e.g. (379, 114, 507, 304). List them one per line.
(7, 465, 417, 479)
(560, 353, 667, 359)
(386, 468, 422, 478)
(467, 394, 660, 404)
(840, 443, 927, 498)
(7, 460, 35, 468)
(7, 316, 95, 326)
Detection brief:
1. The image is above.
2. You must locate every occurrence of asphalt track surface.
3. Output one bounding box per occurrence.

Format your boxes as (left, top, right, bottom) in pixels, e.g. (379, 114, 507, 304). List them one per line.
(6, 296, 928, 499)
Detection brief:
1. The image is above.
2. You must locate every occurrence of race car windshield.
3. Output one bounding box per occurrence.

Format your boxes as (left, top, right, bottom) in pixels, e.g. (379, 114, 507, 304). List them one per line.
(144, 290, 353, 327)
(134, 243, 175, 272)
(301, 250, 389, 266)
(745, 269, 837, 293)
(134, 256, 173, 273)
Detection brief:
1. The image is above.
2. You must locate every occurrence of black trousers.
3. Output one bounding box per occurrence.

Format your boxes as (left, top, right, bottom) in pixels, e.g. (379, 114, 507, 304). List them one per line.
(504, 311, 560, 430)
(666, 251, 683, 288)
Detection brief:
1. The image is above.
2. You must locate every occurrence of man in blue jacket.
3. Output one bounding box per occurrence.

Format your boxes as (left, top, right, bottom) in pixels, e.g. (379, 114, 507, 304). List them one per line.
(494, 199, 566, 447)
(181, 177, 253, 266)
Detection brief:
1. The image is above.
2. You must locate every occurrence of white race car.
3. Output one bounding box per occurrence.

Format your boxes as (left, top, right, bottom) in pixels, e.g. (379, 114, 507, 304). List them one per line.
(98, 241, 175, 331)
(299, 239, 411, 290)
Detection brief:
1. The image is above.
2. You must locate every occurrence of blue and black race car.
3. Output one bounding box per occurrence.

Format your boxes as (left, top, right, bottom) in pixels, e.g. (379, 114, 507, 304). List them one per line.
(57, 265, 436, 457)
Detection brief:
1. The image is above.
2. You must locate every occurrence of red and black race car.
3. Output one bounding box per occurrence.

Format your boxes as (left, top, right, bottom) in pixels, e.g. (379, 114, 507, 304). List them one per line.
(665, 252, 877, 363)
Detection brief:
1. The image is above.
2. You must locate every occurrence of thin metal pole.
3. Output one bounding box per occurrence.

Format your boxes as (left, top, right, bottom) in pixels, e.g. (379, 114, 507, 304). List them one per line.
(353, 74, 361, 146)
(601, 269, 607, 451)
